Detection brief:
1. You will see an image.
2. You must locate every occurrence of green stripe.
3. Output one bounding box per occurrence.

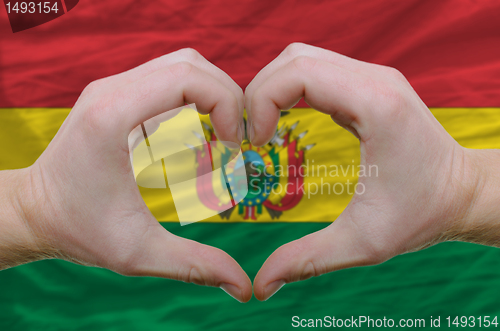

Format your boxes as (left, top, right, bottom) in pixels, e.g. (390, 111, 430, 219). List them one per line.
(1, 222, 499, 331)
(1, 108, 500, 330)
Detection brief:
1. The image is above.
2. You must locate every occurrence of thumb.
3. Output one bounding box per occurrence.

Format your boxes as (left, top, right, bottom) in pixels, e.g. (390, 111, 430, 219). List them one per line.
(253, 213, 378, 301)
(116, 223, 252, 303)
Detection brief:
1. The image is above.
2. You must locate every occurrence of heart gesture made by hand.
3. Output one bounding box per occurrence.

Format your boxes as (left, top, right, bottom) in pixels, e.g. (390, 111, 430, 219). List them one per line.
(1, 43, 497, 303)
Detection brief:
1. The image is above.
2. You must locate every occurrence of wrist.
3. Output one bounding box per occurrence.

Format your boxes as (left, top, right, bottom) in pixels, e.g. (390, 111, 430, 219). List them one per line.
(449, 148, 500, 246)
(0, 167, 50, 269)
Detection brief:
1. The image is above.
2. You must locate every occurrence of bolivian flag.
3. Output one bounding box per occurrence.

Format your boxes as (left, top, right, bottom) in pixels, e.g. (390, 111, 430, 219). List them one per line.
(1, 1, 500, 331)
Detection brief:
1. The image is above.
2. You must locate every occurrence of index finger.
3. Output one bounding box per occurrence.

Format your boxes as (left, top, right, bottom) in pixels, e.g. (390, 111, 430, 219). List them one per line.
(83, 62, 243, 146)
(245, 43, 377, 114)
(104, 48, 244, 114)
(246, 56, 373, 146)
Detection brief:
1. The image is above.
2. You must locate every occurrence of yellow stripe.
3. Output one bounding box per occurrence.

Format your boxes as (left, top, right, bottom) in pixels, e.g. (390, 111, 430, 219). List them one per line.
(1, 108, 499, 222)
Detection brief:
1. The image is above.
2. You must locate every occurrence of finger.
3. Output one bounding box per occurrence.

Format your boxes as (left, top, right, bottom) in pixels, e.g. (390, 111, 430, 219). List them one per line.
(95, 62, 242, 145)
(253, 213, 375, 301)
(245, 43, 376, 114)
(128, 104, 184, 153)
(107, 48, 244, 114)
(247, 56, 373, 146)
(122, 223, 252, 303)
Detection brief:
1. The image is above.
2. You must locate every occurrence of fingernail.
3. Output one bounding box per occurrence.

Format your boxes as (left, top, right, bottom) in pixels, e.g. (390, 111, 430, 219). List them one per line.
(247, 120, 255, 143)
(220, 283, 243, 303)
(237, 120, 244, 144)
(264, 280, 285, 301)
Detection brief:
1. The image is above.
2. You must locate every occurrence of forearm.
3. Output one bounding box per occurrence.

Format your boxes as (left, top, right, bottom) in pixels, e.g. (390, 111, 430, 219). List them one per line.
(453, 148, 500, 247)
(0, 168, 46, 269)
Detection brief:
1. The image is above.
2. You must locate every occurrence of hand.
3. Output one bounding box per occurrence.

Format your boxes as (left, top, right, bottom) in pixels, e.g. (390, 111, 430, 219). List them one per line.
(2, 49, 252, 302)
(2, 45, 498, 304)
(246, 43, 495, 301)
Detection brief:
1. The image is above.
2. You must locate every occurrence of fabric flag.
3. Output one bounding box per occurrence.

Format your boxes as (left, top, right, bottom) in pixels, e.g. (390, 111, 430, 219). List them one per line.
(1, 1, 500, 331)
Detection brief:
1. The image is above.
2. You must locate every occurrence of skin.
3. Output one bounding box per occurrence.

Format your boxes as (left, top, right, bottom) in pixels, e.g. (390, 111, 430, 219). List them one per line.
(1, 43, 499, 303)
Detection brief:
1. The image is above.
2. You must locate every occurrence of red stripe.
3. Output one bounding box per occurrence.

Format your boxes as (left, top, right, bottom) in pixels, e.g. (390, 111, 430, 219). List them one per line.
(1, 0, 499, 107)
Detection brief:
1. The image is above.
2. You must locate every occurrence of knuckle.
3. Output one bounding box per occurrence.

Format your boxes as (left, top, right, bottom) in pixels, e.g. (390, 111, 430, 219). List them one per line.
(81, 79, 105, 98)
(285, 42, 308, 56)
(167, 61, 194, 79)
(370, 82, 407, 120)
(177, 47, 200, 62)
(380, 65, 408, 83)
(176, 244, 212, 286)
(278, 237, 325, 282)
(387, 67, 407, 82)
(184, 266, 205, 285)
(299, 260, 321, 281)
(292, 55, 317, 72)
